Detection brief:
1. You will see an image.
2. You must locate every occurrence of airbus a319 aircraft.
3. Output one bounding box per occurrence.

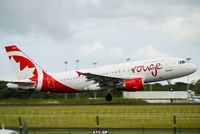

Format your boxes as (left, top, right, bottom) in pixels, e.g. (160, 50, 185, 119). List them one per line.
(2, 45, 197, 101)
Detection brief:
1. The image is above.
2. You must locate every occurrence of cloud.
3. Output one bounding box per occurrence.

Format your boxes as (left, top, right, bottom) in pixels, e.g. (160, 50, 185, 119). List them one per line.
(75, 0, 101, 8)
(0, 0, 200, 45)
(106, 1, 157, 18)
(133, 46, 168, 60)
(0, 0, 75, 40)
(159, 16, 200, 45)
(79, 41, 124, 60)
(0, 0, 199, 82)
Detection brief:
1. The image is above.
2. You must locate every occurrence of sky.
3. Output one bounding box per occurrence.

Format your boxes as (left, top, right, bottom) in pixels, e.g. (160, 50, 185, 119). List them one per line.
(0, 0, 199, 84)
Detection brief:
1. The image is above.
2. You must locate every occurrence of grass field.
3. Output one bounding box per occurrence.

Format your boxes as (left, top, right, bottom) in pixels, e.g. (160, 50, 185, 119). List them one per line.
(0, 105, 200, 129)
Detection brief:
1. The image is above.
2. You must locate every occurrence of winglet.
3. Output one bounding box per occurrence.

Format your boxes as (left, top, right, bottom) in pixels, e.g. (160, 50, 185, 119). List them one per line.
(76, 71, 83, 77)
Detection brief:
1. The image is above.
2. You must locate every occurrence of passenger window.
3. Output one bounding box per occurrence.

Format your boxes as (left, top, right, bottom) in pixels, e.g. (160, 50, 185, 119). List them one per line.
(178, 60, 186, 64)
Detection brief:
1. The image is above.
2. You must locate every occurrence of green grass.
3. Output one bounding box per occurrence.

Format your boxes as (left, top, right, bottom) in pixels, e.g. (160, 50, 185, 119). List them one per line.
(0, 105, 200, 129)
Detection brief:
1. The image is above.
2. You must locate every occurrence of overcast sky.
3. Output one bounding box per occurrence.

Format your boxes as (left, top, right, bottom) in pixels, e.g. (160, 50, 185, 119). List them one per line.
(0, 0, 199, 84)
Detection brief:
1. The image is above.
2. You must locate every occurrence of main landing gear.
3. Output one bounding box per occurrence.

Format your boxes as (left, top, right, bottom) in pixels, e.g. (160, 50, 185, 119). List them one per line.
(167, 79, 174, 103)
(167, 79, 173, 92)
(105, 93, 112, 102)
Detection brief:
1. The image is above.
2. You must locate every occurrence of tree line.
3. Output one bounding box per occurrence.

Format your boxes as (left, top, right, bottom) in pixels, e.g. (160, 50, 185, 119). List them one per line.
(0, 80, 199, 99)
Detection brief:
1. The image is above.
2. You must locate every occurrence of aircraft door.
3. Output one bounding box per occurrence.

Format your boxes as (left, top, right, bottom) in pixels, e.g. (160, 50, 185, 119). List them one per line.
(47, 77, 55, 89)
(165, 59, 172, 72)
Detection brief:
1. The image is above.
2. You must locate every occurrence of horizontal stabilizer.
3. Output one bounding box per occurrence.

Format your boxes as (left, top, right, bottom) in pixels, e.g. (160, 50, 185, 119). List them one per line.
(0, 80, 36, 89)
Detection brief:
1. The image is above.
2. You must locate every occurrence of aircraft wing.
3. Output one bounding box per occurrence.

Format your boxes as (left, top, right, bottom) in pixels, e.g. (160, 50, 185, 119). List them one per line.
(77, 71, 124, 88)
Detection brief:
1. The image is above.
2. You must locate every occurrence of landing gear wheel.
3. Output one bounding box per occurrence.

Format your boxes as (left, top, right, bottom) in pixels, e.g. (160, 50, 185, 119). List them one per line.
(167, 79, 174, 103)
(167, 79, 173, 91)
(105, 94, 112, 102)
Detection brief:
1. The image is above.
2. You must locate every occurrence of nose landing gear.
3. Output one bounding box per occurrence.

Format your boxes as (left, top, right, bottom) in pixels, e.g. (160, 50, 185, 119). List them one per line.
(167, 79, 174, 103)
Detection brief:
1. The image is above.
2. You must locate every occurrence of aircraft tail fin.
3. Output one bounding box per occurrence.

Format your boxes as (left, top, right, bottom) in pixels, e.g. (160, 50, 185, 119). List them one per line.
(5, 45, 42, 82)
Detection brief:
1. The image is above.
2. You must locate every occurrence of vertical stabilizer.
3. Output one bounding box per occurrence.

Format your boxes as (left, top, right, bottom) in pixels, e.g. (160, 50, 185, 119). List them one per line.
(5, 45, 42, 83)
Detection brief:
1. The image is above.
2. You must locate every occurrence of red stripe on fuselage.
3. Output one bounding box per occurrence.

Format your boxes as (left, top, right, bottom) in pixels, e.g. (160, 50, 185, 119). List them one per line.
(41, 71, 79, 93)
(5, 45, 21, 52)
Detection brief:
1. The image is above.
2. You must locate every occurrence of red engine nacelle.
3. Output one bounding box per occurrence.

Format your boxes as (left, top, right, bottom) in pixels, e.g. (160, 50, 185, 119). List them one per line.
(123, 78, 143, 91)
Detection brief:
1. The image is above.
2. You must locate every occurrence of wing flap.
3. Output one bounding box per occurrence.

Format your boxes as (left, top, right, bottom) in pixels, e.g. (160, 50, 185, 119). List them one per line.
(77, 71, 123, 89)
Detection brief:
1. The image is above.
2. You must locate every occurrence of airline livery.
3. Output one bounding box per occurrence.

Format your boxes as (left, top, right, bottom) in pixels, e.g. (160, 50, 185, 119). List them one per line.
(2, 45, 197, 101)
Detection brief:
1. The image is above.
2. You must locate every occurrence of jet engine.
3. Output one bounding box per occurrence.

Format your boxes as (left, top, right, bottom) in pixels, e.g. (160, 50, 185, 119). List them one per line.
(123, 78, 143, 91)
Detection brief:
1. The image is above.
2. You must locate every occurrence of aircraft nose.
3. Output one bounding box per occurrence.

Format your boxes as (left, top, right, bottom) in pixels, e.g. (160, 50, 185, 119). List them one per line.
(190, 64, 197, 73)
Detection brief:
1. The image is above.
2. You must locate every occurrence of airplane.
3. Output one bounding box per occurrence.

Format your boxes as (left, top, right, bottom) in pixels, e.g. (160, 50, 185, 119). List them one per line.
(0, 124, 18, 134)
(2, 45, 197, 101)
(0, 117, 27, 134)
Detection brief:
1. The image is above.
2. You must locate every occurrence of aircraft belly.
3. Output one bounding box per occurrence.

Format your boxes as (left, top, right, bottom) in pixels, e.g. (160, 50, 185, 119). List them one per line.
(66, 81, 92, 91)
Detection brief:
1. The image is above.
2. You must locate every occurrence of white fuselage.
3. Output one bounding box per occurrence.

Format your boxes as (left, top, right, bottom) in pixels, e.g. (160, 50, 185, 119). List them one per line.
(48, 57, 197, 92)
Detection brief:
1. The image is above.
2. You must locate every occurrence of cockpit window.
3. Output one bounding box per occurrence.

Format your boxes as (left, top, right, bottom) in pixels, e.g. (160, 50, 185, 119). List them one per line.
(178, 60, 186, 64)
